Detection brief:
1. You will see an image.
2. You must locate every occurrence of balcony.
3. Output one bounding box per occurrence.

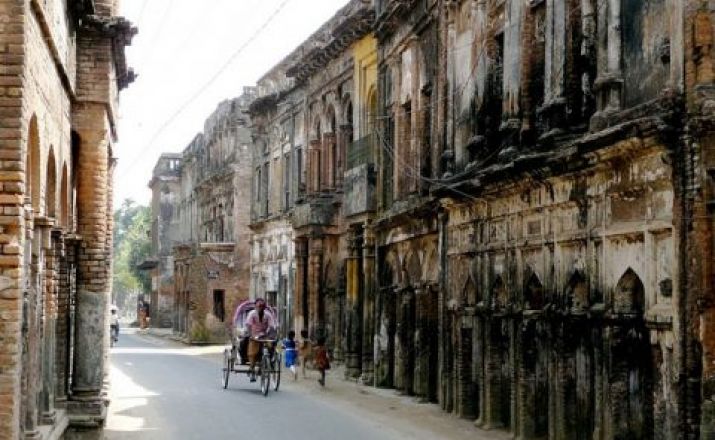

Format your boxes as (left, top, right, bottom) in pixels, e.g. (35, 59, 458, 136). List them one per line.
(344, 134, 377, 217)
(291, 197, 338, 229)
(347, 134, 376, 170)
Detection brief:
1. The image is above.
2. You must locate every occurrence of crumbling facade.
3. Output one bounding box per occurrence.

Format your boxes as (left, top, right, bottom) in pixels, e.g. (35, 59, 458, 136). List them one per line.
(0, 0, 134, 438)
(249, 1, 375, 360)
(145, 153, 182, 327)
(368, 0, 714, 439)
(146, 92, 255, 343)
(245, 0, 715, 437)
(248, 61, 302, 333)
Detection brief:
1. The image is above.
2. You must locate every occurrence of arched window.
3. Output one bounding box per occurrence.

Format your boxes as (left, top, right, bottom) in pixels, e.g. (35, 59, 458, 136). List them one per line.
(565, 270, 588, 311)
(46, 147, 57, 218)
(326, 106, 337, 188)
(60, 164, 69, 228)
(367, 87, 378, 134)
(614, 268, 645, 314)
(27, 116, 41, 212)
(524, 272, 544, 310)
(345, 101, 353, 140)
(492, 275, 507, 309)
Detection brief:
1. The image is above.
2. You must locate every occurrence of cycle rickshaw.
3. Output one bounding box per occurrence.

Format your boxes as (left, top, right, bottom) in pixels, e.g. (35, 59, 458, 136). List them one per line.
(222, 300, 281, 396)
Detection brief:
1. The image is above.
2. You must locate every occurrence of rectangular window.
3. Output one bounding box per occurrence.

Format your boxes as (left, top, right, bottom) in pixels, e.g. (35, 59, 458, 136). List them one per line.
(263, 162, 270, 216)
(283, 152, 291, 210)
(255, 168, 261, 202)
(266, 291, 277, 309)
(213, 290, 225, 322)
(295, 147, 303, 195)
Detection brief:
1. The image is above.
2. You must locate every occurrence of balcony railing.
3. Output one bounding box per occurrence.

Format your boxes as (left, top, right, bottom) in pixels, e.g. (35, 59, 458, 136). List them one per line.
(347, 134, 376, 170)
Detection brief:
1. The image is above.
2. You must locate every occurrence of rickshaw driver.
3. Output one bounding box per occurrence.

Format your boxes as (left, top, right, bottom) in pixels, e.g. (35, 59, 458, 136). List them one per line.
(244, 298, 277, 382)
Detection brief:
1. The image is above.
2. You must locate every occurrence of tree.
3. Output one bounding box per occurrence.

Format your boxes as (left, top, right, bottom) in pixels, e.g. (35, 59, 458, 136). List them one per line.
(112, 199, 152, 313)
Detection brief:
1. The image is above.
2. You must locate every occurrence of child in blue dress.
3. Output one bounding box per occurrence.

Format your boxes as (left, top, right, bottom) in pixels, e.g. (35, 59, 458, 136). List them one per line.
(282, 330, 298, 380)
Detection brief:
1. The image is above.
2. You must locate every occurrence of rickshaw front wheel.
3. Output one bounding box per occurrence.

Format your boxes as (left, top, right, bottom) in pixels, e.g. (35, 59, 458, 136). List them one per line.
(260, 355, 271, 396)
(222, 349, 233, 390)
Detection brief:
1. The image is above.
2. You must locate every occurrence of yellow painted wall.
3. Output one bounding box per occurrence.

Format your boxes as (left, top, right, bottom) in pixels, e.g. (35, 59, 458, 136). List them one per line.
(352, 35, 378, 139)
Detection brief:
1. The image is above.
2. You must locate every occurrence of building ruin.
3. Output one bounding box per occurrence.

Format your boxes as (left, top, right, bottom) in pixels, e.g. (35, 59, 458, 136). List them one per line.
(146, 91, 256, 343)
(245, 0, 715, 438)
(0, 0, 135, 438)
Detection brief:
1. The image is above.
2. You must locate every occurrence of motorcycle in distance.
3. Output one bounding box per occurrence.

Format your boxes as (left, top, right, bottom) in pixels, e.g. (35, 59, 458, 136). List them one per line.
(110, 306, 119, 347)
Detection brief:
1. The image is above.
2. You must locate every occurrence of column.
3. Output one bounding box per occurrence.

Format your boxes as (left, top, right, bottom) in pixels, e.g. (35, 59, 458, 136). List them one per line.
(500, 0, 525, 158)
(55, 233, 70, 404)
(39, 224, 59, 426)
(443, 0, 458, 172)
(540, 0, 568, 132)
(437, 210, 450, 409)
(308, 139, 321, 195)
(323, 133, 336, 192)
(293, 238, 308, 332)
(361, 223, 376, 385)
(308, 237, 323, 337)
(22, 210, 41, 439)
(345, 228, 362, 378)
(338, 124, 352, 187)
(591, 0, 623, 128)
(71, 120, 110, 418)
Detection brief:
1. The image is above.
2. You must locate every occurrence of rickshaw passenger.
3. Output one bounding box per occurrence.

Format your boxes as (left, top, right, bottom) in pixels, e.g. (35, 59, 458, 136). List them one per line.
(244, 298, 277, 381)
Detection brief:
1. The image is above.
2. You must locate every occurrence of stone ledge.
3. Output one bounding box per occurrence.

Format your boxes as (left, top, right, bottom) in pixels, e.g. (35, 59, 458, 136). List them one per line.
(65, 398, 107, 430)
(37, 409, 69, 440)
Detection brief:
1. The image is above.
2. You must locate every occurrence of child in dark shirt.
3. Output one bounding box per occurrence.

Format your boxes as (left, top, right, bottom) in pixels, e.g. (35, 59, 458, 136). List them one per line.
(314, 336, 330, 387)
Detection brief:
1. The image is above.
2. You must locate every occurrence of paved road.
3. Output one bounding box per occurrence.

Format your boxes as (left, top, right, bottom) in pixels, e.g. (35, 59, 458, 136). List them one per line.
(105, 329, 403, 440)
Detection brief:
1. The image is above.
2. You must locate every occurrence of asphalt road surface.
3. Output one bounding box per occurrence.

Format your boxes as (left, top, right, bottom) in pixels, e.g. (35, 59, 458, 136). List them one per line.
(105, 329, 407, 440)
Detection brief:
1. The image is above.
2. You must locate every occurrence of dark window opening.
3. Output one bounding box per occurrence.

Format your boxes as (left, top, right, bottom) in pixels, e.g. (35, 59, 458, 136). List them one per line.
(213, 290, 225, 322)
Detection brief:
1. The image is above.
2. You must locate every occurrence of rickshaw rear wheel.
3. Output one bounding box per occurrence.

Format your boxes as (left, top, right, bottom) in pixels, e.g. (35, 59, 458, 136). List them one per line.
(260, 356, 271, 396)
(272, 352, 281, 391)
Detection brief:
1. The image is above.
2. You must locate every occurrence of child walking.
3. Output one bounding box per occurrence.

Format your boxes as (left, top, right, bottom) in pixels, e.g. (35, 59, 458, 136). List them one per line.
(282, 330, 298, 380)
(314, 336, 330, 387)
(298, 329, 313, 379)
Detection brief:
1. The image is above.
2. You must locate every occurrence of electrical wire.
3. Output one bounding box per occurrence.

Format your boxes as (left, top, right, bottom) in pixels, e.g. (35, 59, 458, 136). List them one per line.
(118, 0, 294, 178)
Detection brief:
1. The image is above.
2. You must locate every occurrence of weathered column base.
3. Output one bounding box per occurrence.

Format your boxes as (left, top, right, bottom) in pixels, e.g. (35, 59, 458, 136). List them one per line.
(701, 396, 715, 440)
(39, 410, 57, 426)
(344, 353, 361, 379)
(359, 365, 374, 386)
(23, 430, 41, 440)
(66, 397, 107, 436)
(63, 427, 104, 440)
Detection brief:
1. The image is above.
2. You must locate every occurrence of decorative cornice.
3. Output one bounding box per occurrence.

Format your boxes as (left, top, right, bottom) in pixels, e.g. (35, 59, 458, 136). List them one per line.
(374, 0, 419, 40)
(285, 4, 375, 83)
(80, 14, 138, 90)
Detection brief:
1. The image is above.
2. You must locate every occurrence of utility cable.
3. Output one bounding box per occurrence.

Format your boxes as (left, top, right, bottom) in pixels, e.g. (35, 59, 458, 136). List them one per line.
(119, 0, 294, 178)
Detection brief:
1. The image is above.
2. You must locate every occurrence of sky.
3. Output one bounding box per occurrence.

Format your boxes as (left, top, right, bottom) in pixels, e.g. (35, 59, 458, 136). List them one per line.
(114, 0, 350, 206)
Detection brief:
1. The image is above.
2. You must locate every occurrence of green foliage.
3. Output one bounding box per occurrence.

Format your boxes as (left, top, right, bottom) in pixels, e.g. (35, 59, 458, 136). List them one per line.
(190, 324, 211, 343)
(113, 199, 152, 310)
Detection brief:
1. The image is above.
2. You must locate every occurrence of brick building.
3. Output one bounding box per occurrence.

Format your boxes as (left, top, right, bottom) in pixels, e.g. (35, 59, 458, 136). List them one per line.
(244, 0, 715, 438)
(248, 60, 301, 333)
(147, 91, 255, 343)
(248, 1, 375, 360)
(367, 0, 714, 438)
(0, 0, 134, 438)
(145, 153, 182, 328)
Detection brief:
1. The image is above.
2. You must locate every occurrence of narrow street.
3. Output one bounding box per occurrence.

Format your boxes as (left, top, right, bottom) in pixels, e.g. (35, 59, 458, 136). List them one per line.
(106, 329, 500, 440)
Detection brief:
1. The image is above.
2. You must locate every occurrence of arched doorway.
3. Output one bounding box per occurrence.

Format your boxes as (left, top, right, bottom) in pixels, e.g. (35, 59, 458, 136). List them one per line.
(609, 268, 653, 439)
(488, 275, 511, 429)
(376, 249, 398, 388)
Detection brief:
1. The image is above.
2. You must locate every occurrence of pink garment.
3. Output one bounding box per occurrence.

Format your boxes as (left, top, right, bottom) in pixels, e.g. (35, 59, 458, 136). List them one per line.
(244, 309, 276, 338)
